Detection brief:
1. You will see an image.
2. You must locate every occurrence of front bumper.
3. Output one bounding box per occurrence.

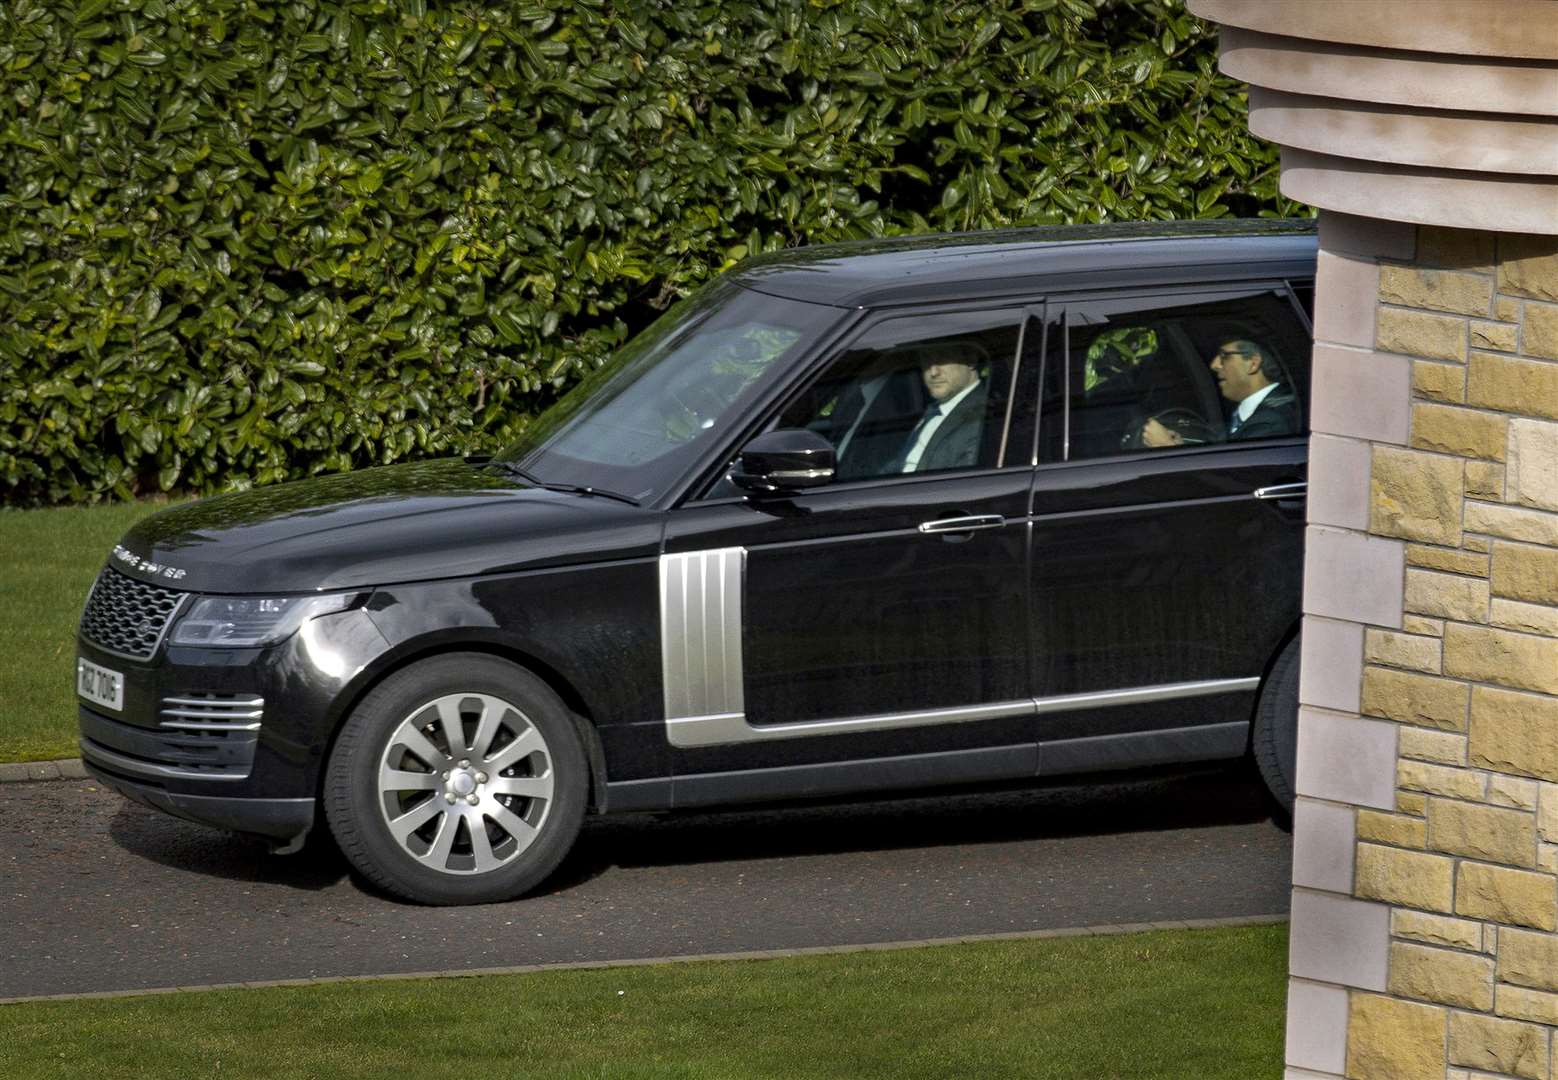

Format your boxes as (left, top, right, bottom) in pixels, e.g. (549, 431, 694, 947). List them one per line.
(83, 759, 316, 851)
(75, 605, 392, 848)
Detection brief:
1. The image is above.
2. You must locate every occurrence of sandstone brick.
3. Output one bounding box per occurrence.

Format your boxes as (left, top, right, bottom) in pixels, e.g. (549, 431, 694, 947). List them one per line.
(1496, 296, 1522, 321)
(1455, 862, 1557, 930)
(1363, 666, 1469, 731)
(1471, 320, 1519, 353)
(1419, 226, 1496, 272)
(1496, 983, 1558, 1026)
(1399, 760, 1486, 800)
(1541, 784, 1558, 842)
(1469, 686, 1558, 782)
(1405, 570, 1489, 624)
(1488, 774, 1540, 811)
(1540, 842, 1558, 872)
(1411, 403, 1507, 461)
(1507, 419, 1558, 512)
(1412, 359, 1466, 404)
(1390, 909, 1482, 950)
(1427, 797, 1537, 866)
(1465, 500, 1558, 545)
(1448, 1011, 1549, 1079)
(1491, 598, 1558, 637)
(1378, 306, 1468, 362)
(1403, 615, 1446, 637)
(1499, 927, 1558, 992)
(1490, 540, 1558, 606)
(1346, 994, 1447, 1080)
(1524, 300, 1558, 361)
(1370, 446, 1464, 545)
(1365, 628, 1443, 673)
(1404, 545, 1488, 579)
(1387, 941, 1494, 1010)
(1463, 461, 1504, 500)
(1398, 790, 1429, 815)
(1499, 234, 1558, 302)
(1356, 842, 1455, 912)
(1380, 264, 1495, 318)
(1360, 809, 1429, 848)
(1445, 624, 1558, 695)
(1462, 534, 1490, 553)
(1467, 351, 1558, 420)
(1484, 923, 1498, 955)
(1399, 727, 1466, 767)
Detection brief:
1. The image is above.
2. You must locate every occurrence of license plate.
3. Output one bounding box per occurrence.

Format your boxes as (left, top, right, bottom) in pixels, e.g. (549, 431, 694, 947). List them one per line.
(77, 657, 124, 712)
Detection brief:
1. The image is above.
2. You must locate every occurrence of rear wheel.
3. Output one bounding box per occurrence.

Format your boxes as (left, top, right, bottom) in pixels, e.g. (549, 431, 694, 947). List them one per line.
(324, 654, 587, 905)
(1252, 635, 1300, 818)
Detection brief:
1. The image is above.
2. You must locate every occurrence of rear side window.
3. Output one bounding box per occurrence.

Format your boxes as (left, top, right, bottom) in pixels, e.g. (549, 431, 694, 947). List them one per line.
(1039, 289, 1311, 463)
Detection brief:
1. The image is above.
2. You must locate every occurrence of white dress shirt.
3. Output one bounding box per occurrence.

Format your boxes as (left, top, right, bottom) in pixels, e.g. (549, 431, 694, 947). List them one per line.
(901, 379, 980, 472)
(1230, 382, 1280, 434)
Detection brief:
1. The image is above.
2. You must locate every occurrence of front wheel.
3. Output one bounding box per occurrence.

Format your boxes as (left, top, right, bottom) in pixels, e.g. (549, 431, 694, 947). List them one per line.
(324, 654, 588, 905)
(1252, 635, 1300, 818)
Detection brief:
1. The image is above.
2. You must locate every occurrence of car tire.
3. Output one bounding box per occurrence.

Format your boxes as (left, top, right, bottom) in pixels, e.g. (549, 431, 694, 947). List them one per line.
(1252, 635, 1299, 819)
(324, 654, 588, 905)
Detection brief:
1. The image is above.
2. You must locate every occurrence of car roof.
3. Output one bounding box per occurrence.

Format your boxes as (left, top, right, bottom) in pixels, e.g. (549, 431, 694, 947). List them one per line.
(729, 219, 1319, 308)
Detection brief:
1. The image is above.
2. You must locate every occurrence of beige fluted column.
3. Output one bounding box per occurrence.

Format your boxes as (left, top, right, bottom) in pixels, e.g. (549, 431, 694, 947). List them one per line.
(1186, 3, 1558, 1078)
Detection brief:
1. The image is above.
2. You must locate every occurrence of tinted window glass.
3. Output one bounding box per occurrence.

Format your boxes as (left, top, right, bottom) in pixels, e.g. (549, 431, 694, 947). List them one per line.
(1039, 290, 1311, 463)
(498, 282, 840, 501)
(775, 309, 1025, 481)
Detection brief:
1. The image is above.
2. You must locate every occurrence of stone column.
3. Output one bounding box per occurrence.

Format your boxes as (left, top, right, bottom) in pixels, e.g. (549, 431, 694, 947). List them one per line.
(1184, 3, 1558, 1078)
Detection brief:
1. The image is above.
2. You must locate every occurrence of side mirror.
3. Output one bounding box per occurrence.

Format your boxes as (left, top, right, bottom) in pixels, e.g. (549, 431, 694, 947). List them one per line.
(730, 429, 836, 494)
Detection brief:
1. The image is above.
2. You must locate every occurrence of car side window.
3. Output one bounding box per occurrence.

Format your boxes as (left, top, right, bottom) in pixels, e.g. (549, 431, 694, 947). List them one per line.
(774, 309, 1025, 481)
(1039, 289, 1311, 463)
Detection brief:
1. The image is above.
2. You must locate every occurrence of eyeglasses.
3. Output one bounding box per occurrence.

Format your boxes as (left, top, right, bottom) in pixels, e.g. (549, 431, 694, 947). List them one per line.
(1214, 348, 1252, 360)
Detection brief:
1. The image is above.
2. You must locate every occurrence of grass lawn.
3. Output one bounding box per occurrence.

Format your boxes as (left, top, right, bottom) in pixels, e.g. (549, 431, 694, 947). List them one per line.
(0, 501, 169, 762)
(1, 924, 1288, 1079)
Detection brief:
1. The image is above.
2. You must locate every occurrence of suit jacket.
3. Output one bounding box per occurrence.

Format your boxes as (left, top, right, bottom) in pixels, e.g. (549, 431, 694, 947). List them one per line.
(910, 382, 988, 472)
(1229, 384, 1299, 441)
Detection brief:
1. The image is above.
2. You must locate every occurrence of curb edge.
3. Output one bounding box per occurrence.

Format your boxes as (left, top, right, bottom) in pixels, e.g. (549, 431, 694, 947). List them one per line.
(0, 914, 1289, 1005)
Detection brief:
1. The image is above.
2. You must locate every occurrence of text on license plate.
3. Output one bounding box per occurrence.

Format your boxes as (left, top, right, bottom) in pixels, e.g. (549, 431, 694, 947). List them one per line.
(77, 658, 124, 712)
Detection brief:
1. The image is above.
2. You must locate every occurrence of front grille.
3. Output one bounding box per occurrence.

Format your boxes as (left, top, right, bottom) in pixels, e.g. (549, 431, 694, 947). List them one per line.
(79, 568, 187, 660)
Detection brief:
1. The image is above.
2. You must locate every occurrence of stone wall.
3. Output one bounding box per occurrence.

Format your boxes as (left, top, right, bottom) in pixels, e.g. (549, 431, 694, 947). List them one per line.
(1289, 214, 1558, 1080)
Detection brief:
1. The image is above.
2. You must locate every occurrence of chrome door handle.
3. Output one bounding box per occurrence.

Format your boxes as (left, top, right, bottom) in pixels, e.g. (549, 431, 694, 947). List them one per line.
(1253, 482, 1307, 501)
(918, 515, 1006, 534)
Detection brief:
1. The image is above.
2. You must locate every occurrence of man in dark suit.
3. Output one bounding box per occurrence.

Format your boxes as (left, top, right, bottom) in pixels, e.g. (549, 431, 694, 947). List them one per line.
(897, 341, 988, 473)
(1208, 338, 1299, 441)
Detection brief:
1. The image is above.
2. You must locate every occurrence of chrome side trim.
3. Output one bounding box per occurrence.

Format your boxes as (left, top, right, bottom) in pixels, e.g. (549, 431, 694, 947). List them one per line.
(767, 468, 834, 482)
(664, 676, 1261, 749)
(668, 700, 1034, 748)
(660, 548, 746, 726)
(79, 740, 249, 782)
(1031, 677, 1261, 714)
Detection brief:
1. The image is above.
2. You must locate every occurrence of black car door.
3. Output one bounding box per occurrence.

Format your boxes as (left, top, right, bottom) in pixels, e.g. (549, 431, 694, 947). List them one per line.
(660, 304, 1041, 802)
(1026, 284, 1312, 774)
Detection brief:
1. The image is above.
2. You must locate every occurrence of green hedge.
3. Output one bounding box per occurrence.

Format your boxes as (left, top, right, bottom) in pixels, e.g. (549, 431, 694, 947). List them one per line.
(0, 0, 1295, 506)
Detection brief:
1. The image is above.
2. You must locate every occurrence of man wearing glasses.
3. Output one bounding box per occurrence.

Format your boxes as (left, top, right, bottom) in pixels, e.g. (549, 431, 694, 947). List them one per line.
(1207, 338, 1299, 441)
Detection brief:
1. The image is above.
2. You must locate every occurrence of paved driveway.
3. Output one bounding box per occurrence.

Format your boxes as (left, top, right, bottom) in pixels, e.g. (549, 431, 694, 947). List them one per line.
(2, 766, 1291, 999)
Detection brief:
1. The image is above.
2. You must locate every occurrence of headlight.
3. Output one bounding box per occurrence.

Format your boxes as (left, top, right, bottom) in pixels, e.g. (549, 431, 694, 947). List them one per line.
(170, 593, 362, 648)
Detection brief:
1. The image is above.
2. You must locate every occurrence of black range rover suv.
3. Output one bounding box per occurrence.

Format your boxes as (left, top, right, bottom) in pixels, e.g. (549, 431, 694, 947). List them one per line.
(77, 220, 1317, 904)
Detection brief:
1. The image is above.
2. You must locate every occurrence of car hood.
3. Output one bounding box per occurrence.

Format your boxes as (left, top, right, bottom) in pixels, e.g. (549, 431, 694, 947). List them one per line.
(109, 459, 662, 594)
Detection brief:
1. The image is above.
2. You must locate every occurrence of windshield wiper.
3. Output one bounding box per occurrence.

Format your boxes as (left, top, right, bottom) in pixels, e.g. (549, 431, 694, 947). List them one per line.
(486, 462, 641, 506)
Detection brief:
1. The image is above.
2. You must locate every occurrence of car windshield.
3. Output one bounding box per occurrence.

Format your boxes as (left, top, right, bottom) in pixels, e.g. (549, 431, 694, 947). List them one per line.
(497, 281, 842, 502)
